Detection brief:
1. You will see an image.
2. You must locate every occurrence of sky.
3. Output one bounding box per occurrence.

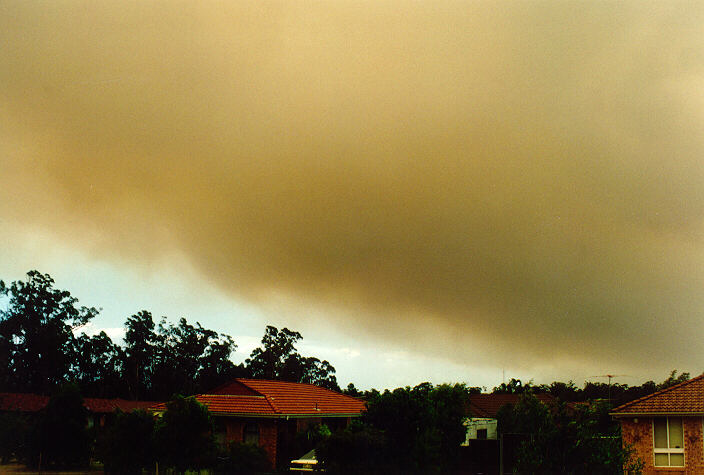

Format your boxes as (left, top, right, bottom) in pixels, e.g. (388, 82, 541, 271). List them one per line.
(1, 1, 704, 390)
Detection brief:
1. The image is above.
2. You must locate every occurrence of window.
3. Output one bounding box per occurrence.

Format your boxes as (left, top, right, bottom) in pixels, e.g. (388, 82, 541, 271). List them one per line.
(653, 417, 684, 466)
(476, 428, 488, 439)
(243, 422, 260, 445)
(214, 418, 227, 446)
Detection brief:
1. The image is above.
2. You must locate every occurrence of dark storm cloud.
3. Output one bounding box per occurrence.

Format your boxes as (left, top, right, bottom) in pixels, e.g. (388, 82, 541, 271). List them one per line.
(2, 1, 704, 375)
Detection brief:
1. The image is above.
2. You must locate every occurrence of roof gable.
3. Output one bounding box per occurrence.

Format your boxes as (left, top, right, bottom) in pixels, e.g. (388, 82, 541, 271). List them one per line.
(209, 380, 262, 396)
(611, 374, 704, 416)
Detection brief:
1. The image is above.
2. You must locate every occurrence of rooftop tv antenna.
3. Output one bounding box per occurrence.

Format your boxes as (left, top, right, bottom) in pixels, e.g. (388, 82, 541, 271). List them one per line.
(588, 374, 629, 401)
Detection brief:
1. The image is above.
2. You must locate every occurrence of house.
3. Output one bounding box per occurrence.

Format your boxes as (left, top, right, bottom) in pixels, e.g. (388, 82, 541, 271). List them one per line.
(149, 378, 366, 469)
(0, 392, 157, 427)
(463, 393, 555, 443)
(611, 373, 704, 473)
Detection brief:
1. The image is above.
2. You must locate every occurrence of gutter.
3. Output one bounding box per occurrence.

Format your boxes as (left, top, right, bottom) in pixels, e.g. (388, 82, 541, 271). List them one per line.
(207, 412, 364, 418)
(611, 412, 704, 418)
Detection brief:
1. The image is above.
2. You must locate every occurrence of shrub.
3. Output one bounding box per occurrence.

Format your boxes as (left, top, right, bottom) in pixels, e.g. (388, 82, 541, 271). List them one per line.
(153, 395, 216, 472)
(316, 422, 391, 474)
(96, 409, 155, 474)
(0, 411, 29, 464)
(24, 384, 91, 469)
(214, 442, 271, 474)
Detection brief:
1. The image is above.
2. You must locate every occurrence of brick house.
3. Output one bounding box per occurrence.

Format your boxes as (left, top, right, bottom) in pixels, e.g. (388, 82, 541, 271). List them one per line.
(150, 379, 366, 469)
(611, 374, 704, 473)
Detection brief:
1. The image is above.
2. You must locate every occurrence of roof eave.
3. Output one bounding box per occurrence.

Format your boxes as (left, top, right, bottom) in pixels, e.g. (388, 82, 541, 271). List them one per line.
(611, 412, 704, 418)
(208, 412, 364, 418)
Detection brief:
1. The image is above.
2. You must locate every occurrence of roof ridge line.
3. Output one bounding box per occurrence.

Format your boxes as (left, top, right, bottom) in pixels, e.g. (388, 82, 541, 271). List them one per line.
(263, 394, 280, 414)
(201, 394, 266, 398)
(611, 372, 704, 413)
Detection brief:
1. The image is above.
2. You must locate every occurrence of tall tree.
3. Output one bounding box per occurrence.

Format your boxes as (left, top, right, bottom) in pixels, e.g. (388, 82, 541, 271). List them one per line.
(246, 326, 302, 380)
(492, 378, 531, 394)
(123, 310, 157, 400)
(246, 326, 339, 390)
(123, 312, 240, 399)
(0, 271, 98, 394)
(73, 331, 125, 398)
(151, 317, 239, 399)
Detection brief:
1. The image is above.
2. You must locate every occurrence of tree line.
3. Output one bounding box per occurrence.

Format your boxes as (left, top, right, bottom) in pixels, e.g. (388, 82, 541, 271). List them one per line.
(491, 370, 691, 407)
(0, 270, 339, 400)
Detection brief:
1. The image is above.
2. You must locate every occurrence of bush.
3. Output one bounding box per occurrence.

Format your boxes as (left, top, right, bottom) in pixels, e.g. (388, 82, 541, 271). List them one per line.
(497, 394, 644, 474)
(0, 411, 29, 464)
(153, 395, 216, 472)
(96, 409, 155, 474)
(24, 384, 91, 469)
(316, 422, 392, 474)
(214, 442, 271, 474)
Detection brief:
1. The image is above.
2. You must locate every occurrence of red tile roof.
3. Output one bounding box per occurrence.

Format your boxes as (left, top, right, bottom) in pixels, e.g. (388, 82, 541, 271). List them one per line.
(150, 394, 277, 416)
(0, 393, 48, 412)
(468, 393, 556, 418)
(151, 379, 366, 418)
(611, 373, 704, 416)
(0, 393, 157, 414)
(84, 398, 159, 413)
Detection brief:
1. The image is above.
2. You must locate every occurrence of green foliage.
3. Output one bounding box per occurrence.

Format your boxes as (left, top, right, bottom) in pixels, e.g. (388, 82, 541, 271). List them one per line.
(343, 383, 361, 397)
(493, 378, 532, 394)
(24, 384, 91, 469)
(246, 325, 339, 390)
(153, 395, 216, 472)
(0, 411, 29, 464)
(658, 369, 690, 390)
(0, 271, 99, 394)
(152, 317, 240, 399)
(96, 409, 155, 474)
(293, 423, 332, 457)
(123, 311, 242, 400)
(214, 442, 271, 474)
(316, 422, 391, 474)
(509, 370, 692, 408)
(323, 382, 470, 473)
(73, 331, 124, 398)
(497, 394, 644, 474)
(124, 310, 158, 399)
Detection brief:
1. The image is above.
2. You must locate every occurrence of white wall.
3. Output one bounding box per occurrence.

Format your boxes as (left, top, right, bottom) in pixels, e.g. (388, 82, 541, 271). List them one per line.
(462, 417, 498, 444)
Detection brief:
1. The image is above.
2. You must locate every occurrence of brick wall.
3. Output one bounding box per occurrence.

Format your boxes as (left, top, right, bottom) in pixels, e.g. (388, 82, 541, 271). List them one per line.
(620, 417, 704, 474)
(259, 420, 278, 468)
(220, 416, 357, 469)
(223, 418, 278, 469)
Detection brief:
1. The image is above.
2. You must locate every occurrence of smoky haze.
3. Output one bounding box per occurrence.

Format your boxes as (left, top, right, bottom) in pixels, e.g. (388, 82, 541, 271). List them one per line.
(2, 1, 704, 377)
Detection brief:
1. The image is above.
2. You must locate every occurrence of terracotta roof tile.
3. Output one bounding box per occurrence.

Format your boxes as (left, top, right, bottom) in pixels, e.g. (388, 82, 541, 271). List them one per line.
(611, 373, 704, 415)
(468, 393, 555, 418)
(150, 394, 277, 416)
(0, 393, 158, 414)
(149, 379, 366, 417)
(0, 393, 48, 412)
(235, 379, 367, 416)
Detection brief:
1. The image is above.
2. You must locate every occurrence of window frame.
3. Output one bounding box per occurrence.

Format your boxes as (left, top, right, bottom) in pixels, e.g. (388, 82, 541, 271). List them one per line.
(243, 422, 260, 445)
(652, 417, 685, 467)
